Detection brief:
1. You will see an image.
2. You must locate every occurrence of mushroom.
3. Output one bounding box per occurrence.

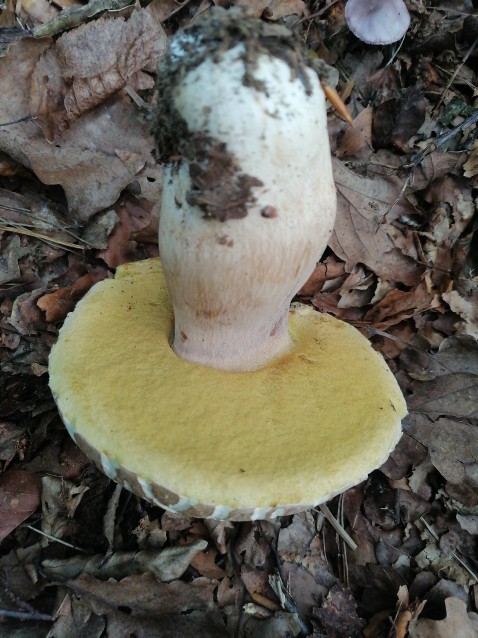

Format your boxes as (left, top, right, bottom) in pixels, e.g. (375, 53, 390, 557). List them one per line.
(49, 9, 407, 521)
(345, 0, 411, 45)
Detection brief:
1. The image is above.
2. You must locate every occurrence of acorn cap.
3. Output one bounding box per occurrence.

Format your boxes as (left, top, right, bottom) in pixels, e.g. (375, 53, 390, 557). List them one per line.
(345, 0, 411, 45)
(49, 259, 406, 521)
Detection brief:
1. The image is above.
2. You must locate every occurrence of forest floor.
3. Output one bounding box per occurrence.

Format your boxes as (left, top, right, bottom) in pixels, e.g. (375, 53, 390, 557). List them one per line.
(0, 0, 478, 636)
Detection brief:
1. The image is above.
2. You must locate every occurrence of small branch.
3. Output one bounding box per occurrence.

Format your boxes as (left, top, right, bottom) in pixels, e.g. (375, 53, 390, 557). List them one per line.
(23, 524, 88, 553)
(0, 608, 53, 622)
(0, 115, 33, 127)
(33, 0, 134, 37)
(419, 516, 478, 581)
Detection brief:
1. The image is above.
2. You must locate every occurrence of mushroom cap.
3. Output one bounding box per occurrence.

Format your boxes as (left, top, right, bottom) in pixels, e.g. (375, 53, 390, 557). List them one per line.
(49, 259, 406, 521)
(345, 0, 411, 45)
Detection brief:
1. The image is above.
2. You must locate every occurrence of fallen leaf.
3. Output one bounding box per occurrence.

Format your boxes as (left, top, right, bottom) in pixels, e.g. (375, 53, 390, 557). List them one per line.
(463, 139, 478, 178)
(409, 597, 478, 637)
(315, 584, 365, 638)
(37, 271, 107, 322)
(0, 421, 26, 464)
(8, 289, 47, 335)
(0, 235, 28, 285)
(0, 38, 159, 222)
(0, 468, 41, 542)
(364, 283, 441, 330)
(235, 0, 306, 19)
(98, 196, 158, 268)
(330, 159, 425, 286)
(49, 593, 106, 638)
(136, 540, 208, 582)
(190, 548, 227, 580)
(30, 11, 167, 140)
(67, 572, 217, 615)
(41, 475, 89, 545)
(406, 415, 478, 485)
(336, 106, 373, 160)
(237, 611, 302, 637)
(443, 279, 478, 340)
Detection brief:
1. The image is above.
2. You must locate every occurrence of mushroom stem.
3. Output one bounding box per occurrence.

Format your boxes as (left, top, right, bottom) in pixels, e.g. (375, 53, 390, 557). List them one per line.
(153, 10, 336, 370)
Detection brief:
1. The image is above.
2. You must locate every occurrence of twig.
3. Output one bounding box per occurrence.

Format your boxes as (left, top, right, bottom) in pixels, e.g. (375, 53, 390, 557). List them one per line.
(292, 0, 340, 28)
(434, 36, 478, 113)
(379, 108, 478, 223)
(419, 516, 478, 581)
(22, 524, 88, 553)
(33, 0, 134, 37)
(405, 109, 478, 169)
(0, 115, 33, 127)
(0, 608, 52, 621)
(365, 326, 456, 375)
(317, 503, 358, 551)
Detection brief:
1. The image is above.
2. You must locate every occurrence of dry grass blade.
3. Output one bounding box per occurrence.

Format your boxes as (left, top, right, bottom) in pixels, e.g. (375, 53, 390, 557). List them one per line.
(0, 225, 83, 250)
(317, 502, 358, 551)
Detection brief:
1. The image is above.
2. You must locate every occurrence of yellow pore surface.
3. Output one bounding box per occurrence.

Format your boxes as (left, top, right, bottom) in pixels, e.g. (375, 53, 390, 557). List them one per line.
(49, 259, 407, 509)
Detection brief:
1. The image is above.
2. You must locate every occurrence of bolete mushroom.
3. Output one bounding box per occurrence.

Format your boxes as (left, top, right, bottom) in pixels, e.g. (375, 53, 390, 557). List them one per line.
(49, 9, 407, 521)
(345, 0, 411, 45)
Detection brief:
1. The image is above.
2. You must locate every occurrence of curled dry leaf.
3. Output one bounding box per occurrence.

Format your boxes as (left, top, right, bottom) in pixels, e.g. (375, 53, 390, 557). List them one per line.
(37, 271, 107, 322)
(364, 282, 441, 331)
(443, 279, 478, 340)
(0, 37, 158, 221)
(30, 10, 167, 140)
(98, 196, 158, 268)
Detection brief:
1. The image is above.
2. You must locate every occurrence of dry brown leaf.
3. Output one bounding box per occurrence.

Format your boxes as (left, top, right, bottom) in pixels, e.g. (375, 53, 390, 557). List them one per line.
(238, 611, 302, 637)
(409, 597, 478, 637)
(443, 279, 478, 339)
(8, 289, 48, 335)
(132, 515, 167, 550)
(336, 106, 373, 160)
(0, 468, 41, 542)
(0, 235, 27, 285)
(364, 283, 441, 330)
(37, 271, 107, 322)
(0, 38, 159, 221)
(19, 0, 59, 26)
(234, 0, 306, 19)
(49, 593, 106, 638)
(330, 159, 425, 286)
(463, 140, 478, 178)
(30, 11, 167, 140)
(41, 475, 89, 545)
(0, 542, 45, 607)
(406, 415, 478, 485)
(0, 421, 26, 464)
(67, 572, 217, 615)
(190, 549, 226, 580)
(298, 254, 346, 297)
(315, 584, 365, 638)
(136, 540, 208, 582)
(146, 0, 194, 23)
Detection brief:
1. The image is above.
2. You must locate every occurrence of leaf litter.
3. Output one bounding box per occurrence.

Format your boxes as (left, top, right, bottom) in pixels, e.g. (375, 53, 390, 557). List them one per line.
(1, 1, 478, 636)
